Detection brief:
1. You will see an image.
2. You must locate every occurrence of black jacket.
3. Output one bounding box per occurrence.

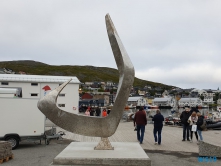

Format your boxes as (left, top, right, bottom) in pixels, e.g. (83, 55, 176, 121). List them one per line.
(152, 113, 164, 129)
(196, 115, 204, 131)
(180, 111, 191, 125)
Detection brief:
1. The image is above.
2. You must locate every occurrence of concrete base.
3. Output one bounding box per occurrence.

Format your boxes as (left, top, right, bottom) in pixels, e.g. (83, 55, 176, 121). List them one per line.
(50, 142, 151, 166)
(199, 141, 221, 157)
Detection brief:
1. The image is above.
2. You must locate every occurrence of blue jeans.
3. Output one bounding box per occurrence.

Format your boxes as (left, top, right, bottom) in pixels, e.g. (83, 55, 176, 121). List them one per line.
(197, 130, 203, 141)
(183, 124, 190, 140)
(153, 127, 162, 144)
(136, 125, 145, 143)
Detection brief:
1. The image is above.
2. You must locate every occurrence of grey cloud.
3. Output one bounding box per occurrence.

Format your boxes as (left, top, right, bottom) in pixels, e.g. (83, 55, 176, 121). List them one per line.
(0, 0, 221, 89)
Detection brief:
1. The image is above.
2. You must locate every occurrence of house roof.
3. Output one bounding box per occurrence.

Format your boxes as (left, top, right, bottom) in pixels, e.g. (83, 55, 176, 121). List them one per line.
(0, 74, 80, 84)
(153, 97, 171, 101)
(179, 98, 200, 102)
(128, 96, 143, 101)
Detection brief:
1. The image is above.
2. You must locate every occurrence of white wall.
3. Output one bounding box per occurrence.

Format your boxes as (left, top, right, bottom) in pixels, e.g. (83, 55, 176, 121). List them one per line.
(0, 82, 79, 114)
(0, 98, 45, 136)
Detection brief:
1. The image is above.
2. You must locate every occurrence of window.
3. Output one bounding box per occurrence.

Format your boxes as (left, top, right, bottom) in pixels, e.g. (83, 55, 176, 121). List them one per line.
(58, 104, 65, 107)
(31, 83, 38, 86)
(59, 94, 65, 97)
(1, 82, 8, 85)
(31, 93, 38, 96)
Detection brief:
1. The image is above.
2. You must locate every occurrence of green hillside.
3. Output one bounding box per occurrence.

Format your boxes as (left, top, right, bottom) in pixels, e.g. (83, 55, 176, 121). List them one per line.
(0, 60, 173, 89)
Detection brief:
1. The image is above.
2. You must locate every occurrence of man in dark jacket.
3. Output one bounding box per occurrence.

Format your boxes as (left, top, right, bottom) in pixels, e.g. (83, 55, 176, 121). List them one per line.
(134, 107, 147, 144)
(152, 110, 164, 145)
(180, 106, 191, 141)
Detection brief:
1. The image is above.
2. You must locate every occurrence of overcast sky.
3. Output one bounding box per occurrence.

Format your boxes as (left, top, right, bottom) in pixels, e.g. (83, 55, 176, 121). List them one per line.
(1, 0, 221, 90)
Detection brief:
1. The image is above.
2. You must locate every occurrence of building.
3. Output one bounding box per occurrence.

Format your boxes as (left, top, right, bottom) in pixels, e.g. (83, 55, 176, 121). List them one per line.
(93, 94, 110, 106)
(81, 93, 93, 100)
(127, 96, 147, 107)
(79, 99, 105, 108)
(191, 89, 215, 105)
(178, 97, 202, 107)
(0, 74, 80, 114)
(152, 97, 175, 108)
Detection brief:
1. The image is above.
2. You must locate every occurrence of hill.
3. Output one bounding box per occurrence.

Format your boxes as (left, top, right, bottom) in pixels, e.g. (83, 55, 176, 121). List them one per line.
(0, 60, 174, 89)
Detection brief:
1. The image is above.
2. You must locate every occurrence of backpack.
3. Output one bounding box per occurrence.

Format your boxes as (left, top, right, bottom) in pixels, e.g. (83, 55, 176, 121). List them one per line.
(200, 119, 206, 130)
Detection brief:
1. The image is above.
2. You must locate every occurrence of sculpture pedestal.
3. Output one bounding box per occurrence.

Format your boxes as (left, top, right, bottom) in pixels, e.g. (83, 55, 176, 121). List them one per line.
(50, 142, 151, 166)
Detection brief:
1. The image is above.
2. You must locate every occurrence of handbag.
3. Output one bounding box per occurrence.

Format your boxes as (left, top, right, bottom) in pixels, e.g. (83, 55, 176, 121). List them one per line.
(191, 125, 197, 132)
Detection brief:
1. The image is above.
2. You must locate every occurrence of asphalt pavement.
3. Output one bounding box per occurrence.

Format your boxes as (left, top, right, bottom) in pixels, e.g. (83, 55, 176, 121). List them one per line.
(2, 139, 220, 166)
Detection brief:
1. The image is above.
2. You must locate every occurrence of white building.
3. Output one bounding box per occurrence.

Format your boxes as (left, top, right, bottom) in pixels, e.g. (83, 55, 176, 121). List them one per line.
(152, 97, 175, 108)
(127, 96, 147, 106)
(178, 98, 202, 107)
(191, 89, 214, 104)
(0, 74, 80, 114)
(217, 99, 221, 105)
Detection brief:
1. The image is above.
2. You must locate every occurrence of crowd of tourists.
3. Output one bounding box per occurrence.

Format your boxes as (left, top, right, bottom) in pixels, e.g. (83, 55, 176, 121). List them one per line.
(84, 106, 111, 117)
(83, 105, 205, 145)
(133, 105, 205, 145)
(180, 105, 205, 144)
(133, 107, 164, 145)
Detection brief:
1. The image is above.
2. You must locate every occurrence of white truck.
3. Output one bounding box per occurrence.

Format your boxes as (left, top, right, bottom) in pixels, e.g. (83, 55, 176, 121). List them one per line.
(0, 97, 45, 149)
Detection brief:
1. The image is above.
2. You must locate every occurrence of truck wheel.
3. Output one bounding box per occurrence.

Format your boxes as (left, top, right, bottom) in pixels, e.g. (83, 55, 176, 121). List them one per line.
(5, 136, 19, 150)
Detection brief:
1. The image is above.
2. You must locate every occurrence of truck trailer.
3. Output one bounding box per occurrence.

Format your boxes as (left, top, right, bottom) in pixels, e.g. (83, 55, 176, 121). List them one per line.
(0, 74, 80, 149)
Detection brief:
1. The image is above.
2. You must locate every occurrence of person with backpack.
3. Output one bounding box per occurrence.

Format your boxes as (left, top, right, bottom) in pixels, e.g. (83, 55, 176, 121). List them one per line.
(196, 112, 205, 143)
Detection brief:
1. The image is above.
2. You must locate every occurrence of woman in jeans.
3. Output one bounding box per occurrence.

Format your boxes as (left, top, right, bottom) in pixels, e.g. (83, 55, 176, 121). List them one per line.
(188, 111, 198, 143)
(196, 112, 204, 143)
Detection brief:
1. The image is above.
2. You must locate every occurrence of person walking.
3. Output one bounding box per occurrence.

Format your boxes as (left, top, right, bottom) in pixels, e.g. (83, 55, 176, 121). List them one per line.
(90, 108, 95, 116)
(95, 107, 101, 117)
(152, 110, 164, 145)
(85, 109, 90, 116)
(102, 109, 107, 117)
(180, 106, 191, 141)
(196, 112, 204, 143)
(188, 111, 199, 143)
(133, 107, 147, 144)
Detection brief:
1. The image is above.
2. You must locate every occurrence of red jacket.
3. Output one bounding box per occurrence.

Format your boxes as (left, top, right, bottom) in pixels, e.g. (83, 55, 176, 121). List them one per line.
(134, 111, 147, 126)
(102, 110, 107, 117)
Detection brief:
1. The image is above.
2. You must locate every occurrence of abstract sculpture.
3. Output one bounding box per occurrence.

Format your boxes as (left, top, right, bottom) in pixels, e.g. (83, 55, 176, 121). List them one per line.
(37, 14, 135, 149)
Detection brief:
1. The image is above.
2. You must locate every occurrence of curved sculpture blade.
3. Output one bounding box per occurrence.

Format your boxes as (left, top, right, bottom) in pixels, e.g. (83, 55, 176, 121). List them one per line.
(37, 14, 135, 137)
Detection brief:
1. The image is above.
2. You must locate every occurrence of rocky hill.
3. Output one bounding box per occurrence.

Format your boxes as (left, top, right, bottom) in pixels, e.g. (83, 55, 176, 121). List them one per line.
(0, 60, 174, 89)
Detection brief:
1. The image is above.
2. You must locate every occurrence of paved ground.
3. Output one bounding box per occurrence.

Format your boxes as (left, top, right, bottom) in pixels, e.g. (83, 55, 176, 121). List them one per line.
(58, 121, 221, 153)
(3, 140, 220, 166)
(3, 121, 220, 166)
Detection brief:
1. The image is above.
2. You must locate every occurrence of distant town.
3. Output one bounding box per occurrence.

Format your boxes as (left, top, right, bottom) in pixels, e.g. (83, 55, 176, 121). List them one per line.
(1, 67, 221, 109)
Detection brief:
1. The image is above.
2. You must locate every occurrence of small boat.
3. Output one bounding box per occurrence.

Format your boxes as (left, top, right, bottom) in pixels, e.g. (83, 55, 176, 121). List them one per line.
(206, 122, 221, 129)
